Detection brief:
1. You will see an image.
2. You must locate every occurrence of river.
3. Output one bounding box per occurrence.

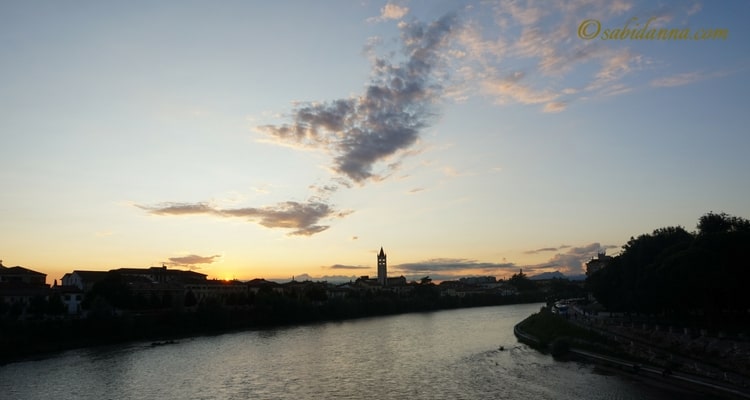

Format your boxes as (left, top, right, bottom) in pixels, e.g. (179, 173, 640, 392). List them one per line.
(0, 303, 711, 399)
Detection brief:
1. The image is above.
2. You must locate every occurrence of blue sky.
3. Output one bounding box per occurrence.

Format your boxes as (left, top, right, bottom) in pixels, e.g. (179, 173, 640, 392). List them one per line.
(1, 0, 748, 283)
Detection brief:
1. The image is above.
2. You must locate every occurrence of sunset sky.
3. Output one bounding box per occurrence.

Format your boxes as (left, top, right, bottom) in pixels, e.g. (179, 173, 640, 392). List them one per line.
(2, 1, 748, 284)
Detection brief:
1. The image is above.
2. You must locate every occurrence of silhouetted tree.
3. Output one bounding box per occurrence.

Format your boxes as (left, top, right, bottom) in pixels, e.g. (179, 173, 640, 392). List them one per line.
(83, 273, 133, 310)
(508, 271, 537, 292)
(698, 211, 750, 235)
(587, 212, 750, 327)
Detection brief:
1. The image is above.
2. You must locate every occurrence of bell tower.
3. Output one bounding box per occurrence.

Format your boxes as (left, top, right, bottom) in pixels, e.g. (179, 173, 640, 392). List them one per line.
(377, 247, 387, 286)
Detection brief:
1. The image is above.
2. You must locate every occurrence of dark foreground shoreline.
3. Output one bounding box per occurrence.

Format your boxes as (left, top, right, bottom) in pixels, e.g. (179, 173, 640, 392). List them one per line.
(514, 309, 750, 399)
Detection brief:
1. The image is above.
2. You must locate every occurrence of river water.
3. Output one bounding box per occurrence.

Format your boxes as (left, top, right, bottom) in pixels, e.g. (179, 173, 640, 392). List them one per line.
(0, 303, 710, 399)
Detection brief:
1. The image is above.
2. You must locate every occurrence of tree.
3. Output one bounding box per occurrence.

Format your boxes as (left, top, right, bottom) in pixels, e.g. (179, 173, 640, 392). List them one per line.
(698, 212, 750, 235)
(698, 212, 734, 235)
(587, 212, 750, 326)
(508, 270, 537, 292)
(83, 273, 133, 310)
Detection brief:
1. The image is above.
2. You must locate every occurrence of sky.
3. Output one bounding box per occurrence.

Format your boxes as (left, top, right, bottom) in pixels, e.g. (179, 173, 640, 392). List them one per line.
(1, 0, 749, 284)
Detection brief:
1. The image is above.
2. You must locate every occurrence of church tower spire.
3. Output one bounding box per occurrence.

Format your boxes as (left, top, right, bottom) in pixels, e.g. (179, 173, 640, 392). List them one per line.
(377, 247, 387, 286)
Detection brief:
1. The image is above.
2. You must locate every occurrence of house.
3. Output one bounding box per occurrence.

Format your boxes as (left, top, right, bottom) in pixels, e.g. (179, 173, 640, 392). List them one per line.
(112, 265, 207, 284)
(0, 262, 50, 317)
(52, 284, 84, 315)
(61, 270, 109, 292)
(246, 278, 282, 295)
(0, 263, 46, 285)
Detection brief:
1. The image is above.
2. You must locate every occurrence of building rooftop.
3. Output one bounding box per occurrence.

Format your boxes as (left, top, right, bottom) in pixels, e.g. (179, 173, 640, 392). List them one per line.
(0, 266, 46, 277)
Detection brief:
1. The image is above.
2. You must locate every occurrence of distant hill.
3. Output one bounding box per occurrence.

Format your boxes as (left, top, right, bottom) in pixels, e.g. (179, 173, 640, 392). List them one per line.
(529, 271, 586, 281)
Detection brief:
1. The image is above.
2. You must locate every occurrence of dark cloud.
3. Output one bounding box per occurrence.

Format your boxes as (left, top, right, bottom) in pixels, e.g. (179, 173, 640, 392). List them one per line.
(259, 14, 459, 183)
(394, 258, 516, 274)
(327, 264, 369, 270)
(139, 200, 350, 236)
(524, 246, 559, 254)
(541, 243, 618, 275)
(524, 244, 574, 254)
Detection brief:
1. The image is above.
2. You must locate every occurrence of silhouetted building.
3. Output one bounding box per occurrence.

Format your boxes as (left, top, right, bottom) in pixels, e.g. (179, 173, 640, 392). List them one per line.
(0, 262, 50, 317)
(459, 276, 497, 285)
(112, 265, 207, 284)
(585, 252, 613, 276)
(246, 278, 282, 294)
(377, 247, 387, 286)
(61, 270, 109, 292)
(0, 263, 46, 285)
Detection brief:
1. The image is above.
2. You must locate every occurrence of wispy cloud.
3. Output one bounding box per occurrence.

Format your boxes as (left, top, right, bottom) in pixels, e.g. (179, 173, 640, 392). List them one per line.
(259, 14, 459, 183)
(138, 199, 350, 236)
(327, 264, 369, 270)
(650, 71, 702, 87)
(444, 0, 708, 112)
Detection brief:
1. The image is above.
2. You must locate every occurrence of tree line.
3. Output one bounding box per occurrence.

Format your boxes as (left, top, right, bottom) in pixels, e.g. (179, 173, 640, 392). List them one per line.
(586, 212, 750, 328)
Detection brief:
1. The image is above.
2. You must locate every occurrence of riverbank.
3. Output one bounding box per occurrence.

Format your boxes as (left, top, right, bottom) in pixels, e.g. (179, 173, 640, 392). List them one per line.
(514, 308, 750, 399)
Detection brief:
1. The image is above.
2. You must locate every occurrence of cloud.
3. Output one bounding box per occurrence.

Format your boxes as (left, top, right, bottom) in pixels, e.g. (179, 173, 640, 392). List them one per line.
(650, 72, 701, 88)
(369, 3, 409, 22)
(327, 264, 369, 270)
(259, 14, 459, 183)
(481, 71, 559, 105)
(395, 258, 516, 274)
(539, 242, 618, 275)
(588, 51, 643, 91)
(543, 101, 567, 113)
(138, 199, 350, 236)
(145, 202, 218, 216)
(136, 15, 459, 235)
(387, 258, 518, 282)
(524, 247, 559, 254)
(167, 254, 221, 269)
(447, 0, 662, 112)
